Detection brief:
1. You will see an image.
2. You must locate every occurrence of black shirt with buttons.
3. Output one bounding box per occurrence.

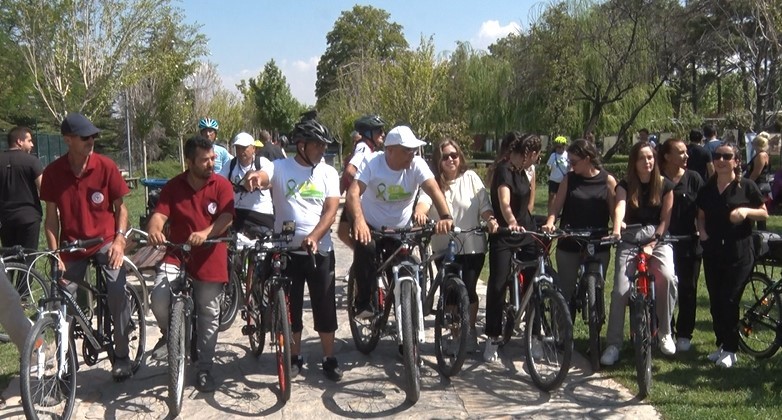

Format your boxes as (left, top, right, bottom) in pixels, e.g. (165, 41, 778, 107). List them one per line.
(666, 170, 704, 235)
(696, 177, 763, 242)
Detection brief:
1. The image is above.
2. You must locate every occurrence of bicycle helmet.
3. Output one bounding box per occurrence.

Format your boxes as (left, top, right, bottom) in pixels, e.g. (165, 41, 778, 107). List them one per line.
(354, 115, 387, 133)
(278, 135, 288, 148)
(291, 119, 333, 171)
(553, 135, 568, 145)
(198, 117, 219, 131)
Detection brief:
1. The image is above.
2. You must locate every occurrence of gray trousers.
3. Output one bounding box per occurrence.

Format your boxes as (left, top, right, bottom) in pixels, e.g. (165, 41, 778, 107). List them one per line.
(63, 244, 130, 359)
(150, 263, 224, 372)
(555, 248, 611, 304)
(0, 260, 33, 351)
(606, 226, 678, 347)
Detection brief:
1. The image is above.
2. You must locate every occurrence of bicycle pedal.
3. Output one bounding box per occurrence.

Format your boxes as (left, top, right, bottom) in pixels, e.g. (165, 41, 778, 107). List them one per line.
(241, 324, 258, 336)
(240, 309, 248, 321)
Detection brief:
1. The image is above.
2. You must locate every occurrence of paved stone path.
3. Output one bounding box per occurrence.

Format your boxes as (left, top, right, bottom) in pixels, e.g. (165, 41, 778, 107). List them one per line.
(0, 213, 660, 419)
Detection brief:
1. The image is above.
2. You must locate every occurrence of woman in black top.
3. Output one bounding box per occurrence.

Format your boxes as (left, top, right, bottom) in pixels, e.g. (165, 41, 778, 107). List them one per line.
(484, 132, 541, 362)
(601, 141, 677, 366)
(659, 138, 704, 353)
(745, 132, 771, 230)
(697, 142, 767, 368)
(542, 139, 617, 303)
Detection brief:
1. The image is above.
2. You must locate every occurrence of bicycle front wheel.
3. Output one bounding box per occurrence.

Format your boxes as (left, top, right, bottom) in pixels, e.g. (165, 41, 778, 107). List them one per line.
(1, 262, 49, 343)
(585, 273, 603, 372)
(218, 269, 242, 332)
(630, 295, 652, 399)
(434, 276, 469, 377)
(400, 280, 421, 403)
(246, 287, 266, 357)
(167, 299, 187, 417)
(499, 282, 518, 347)
(20, 315, 77, 420)
(524, 285, 573, 392)
(738, 272, 781, 358)
(126, 285, 146, 373)
(272, 287, 292, 402)
(347, 264, 387, 354)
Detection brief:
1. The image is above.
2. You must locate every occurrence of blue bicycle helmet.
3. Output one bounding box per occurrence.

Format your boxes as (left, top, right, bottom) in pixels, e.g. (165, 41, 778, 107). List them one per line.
(198, 117, 219, 131)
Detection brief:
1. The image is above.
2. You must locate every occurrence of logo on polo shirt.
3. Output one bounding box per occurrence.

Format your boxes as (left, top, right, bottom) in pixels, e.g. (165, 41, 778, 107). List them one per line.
(91, 191, 105, 204)
(207, 202, 217, 215)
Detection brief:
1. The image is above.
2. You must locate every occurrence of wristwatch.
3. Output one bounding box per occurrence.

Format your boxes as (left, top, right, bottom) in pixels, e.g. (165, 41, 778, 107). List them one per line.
(116, 229, 126, 237)
(440, 214, 453, 220)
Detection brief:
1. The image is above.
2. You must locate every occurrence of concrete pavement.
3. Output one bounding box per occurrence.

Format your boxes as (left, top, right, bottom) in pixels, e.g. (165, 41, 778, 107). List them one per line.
(0, 215, 660, 419)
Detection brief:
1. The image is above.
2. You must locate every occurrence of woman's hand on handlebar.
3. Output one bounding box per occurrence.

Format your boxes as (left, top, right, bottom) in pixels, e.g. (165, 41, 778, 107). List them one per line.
(486, 218, 499, 234)
(541, 222, 557, 234)
(435, 219, 453, 235)
(413, 212, 428, 227)
(506, 223, 525, 233)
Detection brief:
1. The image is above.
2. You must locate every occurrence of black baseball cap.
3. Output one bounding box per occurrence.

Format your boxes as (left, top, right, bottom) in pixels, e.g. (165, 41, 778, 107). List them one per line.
(61, 113, 100, 137)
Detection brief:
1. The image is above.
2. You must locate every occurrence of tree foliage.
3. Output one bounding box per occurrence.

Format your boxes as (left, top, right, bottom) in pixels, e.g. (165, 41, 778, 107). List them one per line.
(249, 59, 306, 137)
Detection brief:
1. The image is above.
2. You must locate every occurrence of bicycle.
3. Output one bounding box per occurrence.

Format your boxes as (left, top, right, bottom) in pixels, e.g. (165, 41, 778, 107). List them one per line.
(346, 222, 435, 404)
(618, 229, 685, 399)
(560, 228, 613, 373)
(219, 231, 247, 332)
(240, 221, 299, 402)
(0, 249, 50, 344)
(421, 226, 483, 377)
(737, 231, 782, 358)
(497, 228, 573, 392)
(19, 238, 146, 420)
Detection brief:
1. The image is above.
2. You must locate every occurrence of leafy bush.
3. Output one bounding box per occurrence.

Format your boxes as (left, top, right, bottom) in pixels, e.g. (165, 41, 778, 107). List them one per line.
(145, 159, 182, 179)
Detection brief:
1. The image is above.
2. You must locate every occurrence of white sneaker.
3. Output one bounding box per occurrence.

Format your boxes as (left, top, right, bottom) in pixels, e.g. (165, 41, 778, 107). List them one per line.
(483, 339, 499, 363)
(659, 334, 676, 356)
(716, 351, 737, 368)
(676, 337, 692, 352)
(600, 345, 620, 366)
(707, 346, 724, 362)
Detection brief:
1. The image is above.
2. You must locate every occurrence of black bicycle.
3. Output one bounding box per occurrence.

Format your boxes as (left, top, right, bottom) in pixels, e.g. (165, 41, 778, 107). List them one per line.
(0, 249, 50, 344)
(738, 232, 782, 358)
(19, 238, 146, 420)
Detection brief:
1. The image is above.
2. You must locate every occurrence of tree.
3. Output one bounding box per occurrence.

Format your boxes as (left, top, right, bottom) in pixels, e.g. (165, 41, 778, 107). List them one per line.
(249, 60, 305, 136)
(316, 5, 408, 103)
(5, 0, 187, 124)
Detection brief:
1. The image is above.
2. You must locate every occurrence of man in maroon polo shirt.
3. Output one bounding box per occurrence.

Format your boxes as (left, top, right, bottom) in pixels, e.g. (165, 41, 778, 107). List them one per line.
(40, 112, 133, 380)
(147, 135, 234, 393)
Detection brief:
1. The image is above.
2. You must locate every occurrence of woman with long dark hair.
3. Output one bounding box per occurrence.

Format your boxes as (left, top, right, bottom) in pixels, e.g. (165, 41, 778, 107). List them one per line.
(697, 142, 767, 368)
(601, 141, 677, 365)
(659, 138, 704, 353)
(483, 132, 541, 362)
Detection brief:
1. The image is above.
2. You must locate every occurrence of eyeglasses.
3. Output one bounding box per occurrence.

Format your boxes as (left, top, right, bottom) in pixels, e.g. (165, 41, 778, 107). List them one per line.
(401, 147, 416, 154)
(568, 157, 582, 166)
(712, 152, 734, 161)
(441, 153, 459, 161)
(80, 135, 96, 141)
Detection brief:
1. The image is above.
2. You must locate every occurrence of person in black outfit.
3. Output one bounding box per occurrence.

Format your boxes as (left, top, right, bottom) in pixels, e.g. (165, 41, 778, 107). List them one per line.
(542, 139, 617, 303)
(697, 142, 768, 368)
(686, 129, 713, 181)
(659, 138, 704, 353)
(256, 130, 286, 161)
(0, 126, 43, 251)
(484, 132, 542, 362)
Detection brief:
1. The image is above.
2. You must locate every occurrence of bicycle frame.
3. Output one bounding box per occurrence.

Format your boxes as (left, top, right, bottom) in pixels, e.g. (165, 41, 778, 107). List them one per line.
(510, 253, 556, 327)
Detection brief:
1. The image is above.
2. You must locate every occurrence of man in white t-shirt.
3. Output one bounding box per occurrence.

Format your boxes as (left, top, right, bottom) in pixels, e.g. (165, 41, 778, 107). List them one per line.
(244, 119, 343, 382)
(220, 132, 274, 231)
(346, 125, 453, 319)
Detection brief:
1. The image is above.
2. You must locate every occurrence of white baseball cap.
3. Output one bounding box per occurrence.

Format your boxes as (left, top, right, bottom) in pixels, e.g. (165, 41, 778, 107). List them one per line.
(384, 126, 426, 148)
(233, 132, 254, 147)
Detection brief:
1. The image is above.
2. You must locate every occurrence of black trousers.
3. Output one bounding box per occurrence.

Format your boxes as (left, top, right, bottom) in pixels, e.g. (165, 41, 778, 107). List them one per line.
(485, 238, 536, 338)
(0, 220, 40, 250)
(672, 241, 702, 340)
(353, 236, 400, 309)
(701, 237, 754, 353)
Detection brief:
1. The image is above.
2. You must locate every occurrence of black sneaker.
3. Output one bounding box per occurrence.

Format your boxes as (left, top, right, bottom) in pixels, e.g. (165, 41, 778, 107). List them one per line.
(322, 357, 343, 382)
(196, 370, 217, 393)
(291, 355, 304, 378)
(149, 337, 167, 361)
(112, 357, 132, 381)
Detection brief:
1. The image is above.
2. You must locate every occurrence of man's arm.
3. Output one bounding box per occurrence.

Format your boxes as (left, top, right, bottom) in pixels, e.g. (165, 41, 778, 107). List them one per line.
(44, 201, 59, 251)
(244, 169, 272, 191)
(188, 212, 233, 247)
(421, 178, 453, 234)
(35, 175, 41, 193)
(303, 197, 340, 253)
(107, 197, 129, 269)
(347, 179, 370, 244)
(147, 213, 169, 245)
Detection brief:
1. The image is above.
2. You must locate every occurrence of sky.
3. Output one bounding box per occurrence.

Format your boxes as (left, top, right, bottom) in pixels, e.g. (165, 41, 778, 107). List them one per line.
(179, 0, 544, 105)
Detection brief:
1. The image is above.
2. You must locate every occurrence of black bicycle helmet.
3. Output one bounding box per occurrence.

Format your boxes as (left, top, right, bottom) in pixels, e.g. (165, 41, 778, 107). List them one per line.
(291, 119, 334, 144)
(354, 114, 386, 133)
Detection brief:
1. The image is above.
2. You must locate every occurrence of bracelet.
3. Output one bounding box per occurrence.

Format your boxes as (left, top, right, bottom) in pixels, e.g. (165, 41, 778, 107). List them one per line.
(440, 214, 453, 220)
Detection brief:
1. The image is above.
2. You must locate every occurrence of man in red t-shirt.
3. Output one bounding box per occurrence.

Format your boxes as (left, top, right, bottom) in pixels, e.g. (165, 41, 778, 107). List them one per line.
(147, 135, 234, 393)
(40, 113, 133, 380)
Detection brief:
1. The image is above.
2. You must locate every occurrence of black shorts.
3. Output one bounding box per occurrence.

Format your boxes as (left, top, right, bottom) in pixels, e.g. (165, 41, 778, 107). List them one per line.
(234, 209, 274, 233)
(548, 180, 560, 195)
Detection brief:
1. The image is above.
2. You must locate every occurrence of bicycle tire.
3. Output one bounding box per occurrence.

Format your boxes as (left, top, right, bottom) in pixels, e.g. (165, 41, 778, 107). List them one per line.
(400, 279, 421, 403)
(247, 287, 266, 357)
(20, 314, 78, 420)
(585, 273, 602, 372)
(499, 282, 517, 347)
(630, 295, 652, 399)
(347, 264, 388, 354)
(524, 285, 573, 392)
(125, 285, 146, 373)
(738, 272, 782, 358)
(434, 276, 470, 377)
(167, 298, 187, 417)
(218, 268, 242, 332)
(0, 262, 49, 343)
(273, 287, 292, 402)
(123, 257, 150, 315)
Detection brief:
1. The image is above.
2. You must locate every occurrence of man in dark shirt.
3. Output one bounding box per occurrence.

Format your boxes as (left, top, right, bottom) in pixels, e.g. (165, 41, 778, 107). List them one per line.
(0, 126, 43, 250)
(686, 129, 713, 181)
(256, 129, 286, 161)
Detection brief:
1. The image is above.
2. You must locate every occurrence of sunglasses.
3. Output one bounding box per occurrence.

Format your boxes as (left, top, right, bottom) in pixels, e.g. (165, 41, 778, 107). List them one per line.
(80, 135, 96, 141)
(441, 153, 459, 161)
(712, 152, 734, 161)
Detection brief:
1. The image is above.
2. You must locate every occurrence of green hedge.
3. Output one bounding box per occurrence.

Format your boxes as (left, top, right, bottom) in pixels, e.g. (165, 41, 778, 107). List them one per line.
(146, 159, 183, 179)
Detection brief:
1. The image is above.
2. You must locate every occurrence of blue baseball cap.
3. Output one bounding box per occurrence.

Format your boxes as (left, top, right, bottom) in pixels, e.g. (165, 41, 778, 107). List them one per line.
(61, 113, 100, 137)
